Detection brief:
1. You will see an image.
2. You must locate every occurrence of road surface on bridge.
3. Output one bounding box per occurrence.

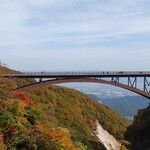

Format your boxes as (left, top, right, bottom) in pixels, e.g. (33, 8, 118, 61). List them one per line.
(3, 71, 150, 79)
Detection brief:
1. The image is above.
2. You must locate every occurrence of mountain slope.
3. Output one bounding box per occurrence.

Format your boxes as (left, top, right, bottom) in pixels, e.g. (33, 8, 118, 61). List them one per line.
(125, 105, 150, 150)
(25, 86, 129, 149)
(0, 65, 35, 87)
(0, 66, 129, 150)
(0, 83, 129, 150)
(88, 94, 149, 117)
(101, 96, 149, 116)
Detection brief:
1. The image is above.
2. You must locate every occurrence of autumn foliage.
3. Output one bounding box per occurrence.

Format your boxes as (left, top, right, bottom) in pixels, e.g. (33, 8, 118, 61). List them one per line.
(35, 124, 79, 150)
(0, 65, 129, 150)
(0, 132, 5, 150)
(0, 90, 80, 150)
(125, 105, 150, 150)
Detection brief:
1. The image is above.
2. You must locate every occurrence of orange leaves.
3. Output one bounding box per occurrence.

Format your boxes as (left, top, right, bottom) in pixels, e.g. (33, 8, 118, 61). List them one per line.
(34, 123, 79, 150)
(0, 132, 5, 150)
(35, 124, 43, 132)
(6, 126, 15, 132)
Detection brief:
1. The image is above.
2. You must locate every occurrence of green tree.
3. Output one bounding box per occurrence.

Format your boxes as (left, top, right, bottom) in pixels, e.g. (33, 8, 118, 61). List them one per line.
(125, 105, 150, 150)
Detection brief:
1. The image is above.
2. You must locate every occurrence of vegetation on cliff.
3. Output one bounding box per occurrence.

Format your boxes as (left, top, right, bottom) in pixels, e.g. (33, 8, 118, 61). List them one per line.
(0, 65, 35, 87)
(125, 105, 150, 150)
(0, 66, 129, 150)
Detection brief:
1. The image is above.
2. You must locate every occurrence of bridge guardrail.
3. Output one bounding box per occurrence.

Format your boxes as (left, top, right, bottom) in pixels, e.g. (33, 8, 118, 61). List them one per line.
(3, 71, 150, 77)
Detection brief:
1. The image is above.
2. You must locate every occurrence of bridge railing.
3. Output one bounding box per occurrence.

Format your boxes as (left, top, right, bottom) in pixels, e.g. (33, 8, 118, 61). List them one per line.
(4, 71, 150, 76)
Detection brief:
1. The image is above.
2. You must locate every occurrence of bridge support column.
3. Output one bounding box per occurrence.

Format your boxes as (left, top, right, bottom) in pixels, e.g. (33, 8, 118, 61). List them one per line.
(111, 77, 119, 83)
(39, 78, 42, 83)
(128, 77, 137, 88)
(144, 77, 150, 93)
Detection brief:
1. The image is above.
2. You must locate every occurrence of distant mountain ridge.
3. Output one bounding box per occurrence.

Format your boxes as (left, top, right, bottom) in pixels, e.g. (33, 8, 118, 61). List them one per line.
(88, 94, 149, 117)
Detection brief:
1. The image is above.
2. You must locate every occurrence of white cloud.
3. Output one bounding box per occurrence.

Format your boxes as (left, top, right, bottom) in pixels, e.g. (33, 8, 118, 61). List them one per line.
(0, 0, 150, 71)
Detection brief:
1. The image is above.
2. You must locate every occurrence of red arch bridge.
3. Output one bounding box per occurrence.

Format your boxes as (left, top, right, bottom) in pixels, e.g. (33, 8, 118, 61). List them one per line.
(4, 71, 150, 99)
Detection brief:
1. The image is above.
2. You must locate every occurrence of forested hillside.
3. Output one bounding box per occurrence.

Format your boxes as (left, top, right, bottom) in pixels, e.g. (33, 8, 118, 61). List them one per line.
(125, 105, 150, 150)
(0, 65, 35, 87)
(0, 66, 129, 150)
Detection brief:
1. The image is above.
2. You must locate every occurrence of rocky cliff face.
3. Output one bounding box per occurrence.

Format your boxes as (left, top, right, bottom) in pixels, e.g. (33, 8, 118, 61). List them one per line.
(94, 121, 120, 150)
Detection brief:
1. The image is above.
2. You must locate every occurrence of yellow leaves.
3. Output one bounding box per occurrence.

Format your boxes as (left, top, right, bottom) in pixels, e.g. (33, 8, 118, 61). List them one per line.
(0, 77, 17, 91)
(0, 99, 28, 131)
(35, 124, 79, 150)
(45, 129, 79, 150)
(0, 131, 6, 150)
(47, 116, 58, 124)
(4, 99, 27, 117)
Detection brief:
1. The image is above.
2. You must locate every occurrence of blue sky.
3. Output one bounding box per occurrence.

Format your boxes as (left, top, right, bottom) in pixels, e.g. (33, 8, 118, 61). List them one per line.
(0, 0, 150, 71)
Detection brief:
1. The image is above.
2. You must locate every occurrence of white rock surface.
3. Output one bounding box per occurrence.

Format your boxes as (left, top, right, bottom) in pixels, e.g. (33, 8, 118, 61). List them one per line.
(94, 121, 121, 150)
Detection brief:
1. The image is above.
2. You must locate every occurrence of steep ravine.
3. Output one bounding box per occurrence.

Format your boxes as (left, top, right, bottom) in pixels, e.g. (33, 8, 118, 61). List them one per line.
(94, 121, 121, 150)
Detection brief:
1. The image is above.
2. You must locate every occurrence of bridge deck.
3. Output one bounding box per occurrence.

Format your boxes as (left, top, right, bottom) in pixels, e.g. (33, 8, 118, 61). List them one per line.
(3, 71, 150, 78)
(4, 71, 150, 99)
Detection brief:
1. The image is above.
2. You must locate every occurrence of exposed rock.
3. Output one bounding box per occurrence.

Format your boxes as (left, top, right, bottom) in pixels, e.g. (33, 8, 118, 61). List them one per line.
(94, 121, 121, 150)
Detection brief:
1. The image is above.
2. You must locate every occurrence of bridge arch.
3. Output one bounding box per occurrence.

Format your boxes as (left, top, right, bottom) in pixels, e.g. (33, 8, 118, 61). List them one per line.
(17, 78, 150, 99)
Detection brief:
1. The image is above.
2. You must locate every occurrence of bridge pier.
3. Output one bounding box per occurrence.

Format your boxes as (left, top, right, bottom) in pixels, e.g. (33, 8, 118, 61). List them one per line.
(39, 78, 42, 83)
(144, 77, 150, 93)
(111, 77, 119, 83)
(128, 77, 137, 88)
